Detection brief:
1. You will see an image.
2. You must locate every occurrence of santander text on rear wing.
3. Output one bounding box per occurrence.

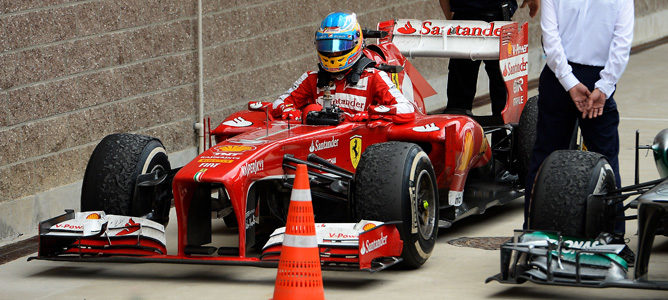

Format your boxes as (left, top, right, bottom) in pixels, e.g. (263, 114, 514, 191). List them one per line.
(377, 19, 529, 124)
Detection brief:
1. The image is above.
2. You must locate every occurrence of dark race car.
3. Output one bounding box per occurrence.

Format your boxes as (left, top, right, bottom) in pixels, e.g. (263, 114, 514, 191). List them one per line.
(487, 128, 668, 289)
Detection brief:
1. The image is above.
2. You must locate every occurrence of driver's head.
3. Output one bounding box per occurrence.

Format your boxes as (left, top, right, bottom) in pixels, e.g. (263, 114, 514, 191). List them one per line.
(315, 12, 364, 73)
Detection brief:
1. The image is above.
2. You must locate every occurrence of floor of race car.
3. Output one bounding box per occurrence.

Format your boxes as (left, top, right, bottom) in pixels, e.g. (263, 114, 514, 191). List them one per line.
(2, 43, 668, 300)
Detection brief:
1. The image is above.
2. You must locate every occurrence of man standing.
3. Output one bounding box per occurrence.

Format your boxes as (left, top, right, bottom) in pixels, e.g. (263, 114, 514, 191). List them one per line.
(525, 0, 634, 235)
(439, 0, 538, 117)
(439, 0, 538, 173)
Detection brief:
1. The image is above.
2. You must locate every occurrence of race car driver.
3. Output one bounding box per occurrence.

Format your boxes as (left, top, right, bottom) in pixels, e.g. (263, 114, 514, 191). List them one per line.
(272, 12, 415, 124)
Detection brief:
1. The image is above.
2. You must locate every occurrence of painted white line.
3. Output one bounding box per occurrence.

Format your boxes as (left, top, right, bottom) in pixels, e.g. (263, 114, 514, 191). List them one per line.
(620, 117, 668, 122)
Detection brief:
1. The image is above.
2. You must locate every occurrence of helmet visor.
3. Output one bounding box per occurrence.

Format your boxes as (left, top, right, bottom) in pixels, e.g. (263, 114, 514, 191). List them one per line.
(316, 39, 356, 54)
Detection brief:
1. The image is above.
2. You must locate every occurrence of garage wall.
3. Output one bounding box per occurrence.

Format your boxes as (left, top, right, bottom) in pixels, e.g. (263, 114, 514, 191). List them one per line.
(1, 0, 666, 245)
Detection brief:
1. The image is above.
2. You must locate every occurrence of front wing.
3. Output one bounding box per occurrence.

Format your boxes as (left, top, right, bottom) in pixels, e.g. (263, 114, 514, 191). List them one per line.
(36, 210, 166, 257)
(261, 221, 403, 272)
(486, 230, 668, 290)
(31, 211, 403, 272)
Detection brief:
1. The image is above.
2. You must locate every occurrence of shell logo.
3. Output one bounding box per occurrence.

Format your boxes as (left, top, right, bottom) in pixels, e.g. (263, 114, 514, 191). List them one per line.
(362, 223, 376, 231)
(213, 145, 255, 152)
(86, 213, 101, 219)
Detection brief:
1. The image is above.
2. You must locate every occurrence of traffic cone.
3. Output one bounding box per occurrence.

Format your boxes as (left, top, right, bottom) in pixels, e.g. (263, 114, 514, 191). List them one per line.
(272, 164, 325, 300)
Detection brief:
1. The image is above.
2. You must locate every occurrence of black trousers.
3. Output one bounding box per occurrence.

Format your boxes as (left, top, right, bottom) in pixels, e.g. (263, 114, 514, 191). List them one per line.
(445, 11, 507, 117)
(446, 58, 507, 115)
(524, 63, 623, 232)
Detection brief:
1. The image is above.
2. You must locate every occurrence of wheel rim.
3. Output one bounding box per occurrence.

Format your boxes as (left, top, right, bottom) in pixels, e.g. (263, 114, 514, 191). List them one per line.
(592, 163, 614, 194)
(141, 147, 167, 173)
(415, 169, 436, 240)
(149, 164, 166, 175)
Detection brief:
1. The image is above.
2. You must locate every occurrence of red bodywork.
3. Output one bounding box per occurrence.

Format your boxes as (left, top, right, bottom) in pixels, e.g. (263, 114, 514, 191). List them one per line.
(176, 113, 490, 254)
(33, 19, 529, 271)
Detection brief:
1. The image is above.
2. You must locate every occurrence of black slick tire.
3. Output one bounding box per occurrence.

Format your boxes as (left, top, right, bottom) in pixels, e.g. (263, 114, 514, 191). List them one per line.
(516, 95, 538, 183)
(81, 133, 171, 224)
(353, 142, 439, 268)
(528, 150, 616, 238)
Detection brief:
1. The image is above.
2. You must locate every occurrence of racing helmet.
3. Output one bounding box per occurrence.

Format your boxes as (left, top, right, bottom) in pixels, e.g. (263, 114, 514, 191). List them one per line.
(315, 12, 364, 73)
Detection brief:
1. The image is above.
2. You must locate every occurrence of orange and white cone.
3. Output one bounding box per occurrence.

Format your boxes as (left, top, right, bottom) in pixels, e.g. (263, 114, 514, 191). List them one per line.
(272, 164, 325, 300)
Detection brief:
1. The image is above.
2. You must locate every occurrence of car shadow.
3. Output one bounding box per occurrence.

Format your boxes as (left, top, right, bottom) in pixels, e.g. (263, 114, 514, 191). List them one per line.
(488, 286, 659, 300)
(27, 264, 385, 289)
(27, 265, 277, 285)
(436, 197, 524, 241)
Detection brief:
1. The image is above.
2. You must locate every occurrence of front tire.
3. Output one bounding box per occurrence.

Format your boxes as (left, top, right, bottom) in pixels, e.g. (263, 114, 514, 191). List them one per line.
(81, 133, 171, 225)
(528, 150, 616, 238)
(354, 142, 439, 268)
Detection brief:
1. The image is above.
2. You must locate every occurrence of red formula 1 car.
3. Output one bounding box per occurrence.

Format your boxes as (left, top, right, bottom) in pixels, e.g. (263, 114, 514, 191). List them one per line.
(31, 19, 531, 271)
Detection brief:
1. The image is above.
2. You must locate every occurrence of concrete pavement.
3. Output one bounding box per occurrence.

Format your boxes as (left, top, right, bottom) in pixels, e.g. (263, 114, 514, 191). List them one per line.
(1, 43, 668, 300)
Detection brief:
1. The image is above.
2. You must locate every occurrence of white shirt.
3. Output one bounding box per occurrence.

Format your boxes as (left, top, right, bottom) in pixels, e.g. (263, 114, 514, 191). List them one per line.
(541, 0, 634, 98)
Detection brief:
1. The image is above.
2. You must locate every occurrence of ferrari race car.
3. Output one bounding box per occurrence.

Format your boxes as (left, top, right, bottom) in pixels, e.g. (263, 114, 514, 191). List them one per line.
(31, 19, 531, 271)
(487, 129, 668, 289)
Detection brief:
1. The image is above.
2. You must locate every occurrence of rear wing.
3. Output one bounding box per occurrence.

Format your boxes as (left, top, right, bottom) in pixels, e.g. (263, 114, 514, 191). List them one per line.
(378, 20, 529, 124)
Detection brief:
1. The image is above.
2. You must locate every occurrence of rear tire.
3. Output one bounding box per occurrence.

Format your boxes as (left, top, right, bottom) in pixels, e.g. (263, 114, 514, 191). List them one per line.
(81, 133, 171, 225)
(354, 142, 439, 268)
(528, 150, 616, 238)
(516, 95, 538, 183)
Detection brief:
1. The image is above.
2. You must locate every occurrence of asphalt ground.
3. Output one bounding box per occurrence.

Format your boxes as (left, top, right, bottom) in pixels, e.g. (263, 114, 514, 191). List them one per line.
(1, 43, 668, 300)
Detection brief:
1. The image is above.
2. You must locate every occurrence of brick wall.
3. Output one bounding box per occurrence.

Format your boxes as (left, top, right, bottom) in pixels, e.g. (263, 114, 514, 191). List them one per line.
(199, 0, 453, 122)
(0, 0, 666, 244)
(636, 0, 668, 16)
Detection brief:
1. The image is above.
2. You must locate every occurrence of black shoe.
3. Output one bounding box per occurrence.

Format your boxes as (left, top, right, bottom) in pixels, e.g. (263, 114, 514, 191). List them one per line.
(495, 170, 518, 183)
(618, 245, 635, 268)
(609, 233, 628, 245)
(596, 232, 634, 267)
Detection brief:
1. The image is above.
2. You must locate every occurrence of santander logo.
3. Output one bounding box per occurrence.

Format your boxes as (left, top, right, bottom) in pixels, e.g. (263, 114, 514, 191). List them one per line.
(396, 20, 503, 37)
(223, 117, 252, 127)
(421, 21, 502, 37)
(397, 21, 417, 34)
(413, 123, 440, 133)
(309, 137, 339, 152)
(249, 102, 263, 110)
(360, 233, 388, 255)
(502, 56, 528, 77)
(117, 218, 140, 236)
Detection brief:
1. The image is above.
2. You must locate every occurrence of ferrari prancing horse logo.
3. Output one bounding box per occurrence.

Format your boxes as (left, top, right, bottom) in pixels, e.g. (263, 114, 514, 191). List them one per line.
(350, 135, 362, 169)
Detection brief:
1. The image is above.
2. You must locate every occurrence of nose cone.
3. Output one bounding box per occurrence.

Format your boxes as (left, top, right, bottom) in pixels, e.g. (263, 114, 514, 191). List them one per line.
(652, 128, 668, 178)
